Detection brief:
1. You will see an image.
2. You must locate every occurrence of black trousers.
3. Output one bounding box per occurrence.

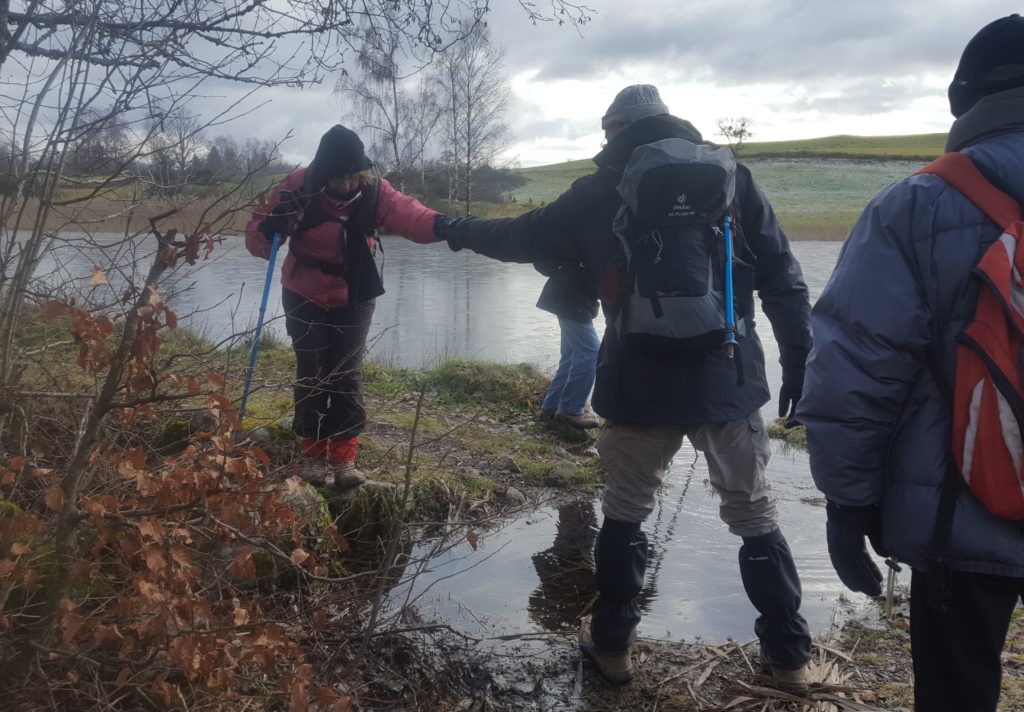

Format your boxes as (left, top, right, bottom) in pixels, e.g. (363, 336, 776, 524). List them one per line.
(910, 567, 1024, 712)
(282, 289, 375, 441)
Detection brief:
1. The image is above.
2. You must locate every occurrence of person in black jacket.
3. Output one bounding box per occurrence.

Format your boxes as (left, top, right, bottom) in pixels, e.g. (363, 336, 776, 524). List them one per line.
(534, 261, 600, 429)
(436, 85, 812, 689)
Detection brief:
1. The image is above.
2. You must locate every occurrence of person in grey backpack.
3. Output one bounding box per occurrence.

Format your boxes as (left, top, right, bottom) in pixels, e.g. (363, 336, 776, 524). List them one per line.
(436, 85, 812, 690)
(797, 15, 1024, 712)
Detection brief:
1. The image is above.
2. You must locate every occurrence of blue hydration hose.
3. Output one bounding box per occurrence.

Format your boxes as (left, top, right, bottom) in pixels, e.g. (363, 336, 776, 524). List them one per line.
(723, 215, 738, 358)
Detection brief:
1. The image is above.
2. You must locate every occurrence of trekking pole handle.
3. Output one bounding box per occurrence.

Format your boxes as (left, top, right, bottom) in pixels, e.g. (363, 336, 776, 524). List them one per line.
(723, 215, 738, 358)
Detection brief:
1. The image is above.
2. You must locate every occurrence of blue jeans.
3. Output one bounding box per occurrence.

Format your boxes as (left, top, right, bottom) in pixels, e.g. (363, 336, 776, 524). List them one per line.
(542, 316, 599, 415)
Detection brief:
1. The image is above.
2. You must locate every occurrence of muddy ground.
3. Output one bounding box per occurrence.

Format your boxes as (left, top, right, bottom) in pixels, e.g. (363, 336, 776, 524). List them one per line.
(283, 375, 1024, 712)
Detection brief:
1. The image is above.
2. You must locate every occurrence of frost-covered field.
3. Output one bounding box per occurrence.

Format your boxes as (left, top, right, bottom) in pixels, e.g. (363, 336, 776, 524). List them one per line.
(747, 158, 927, 234)
(509, 156, 930, 239)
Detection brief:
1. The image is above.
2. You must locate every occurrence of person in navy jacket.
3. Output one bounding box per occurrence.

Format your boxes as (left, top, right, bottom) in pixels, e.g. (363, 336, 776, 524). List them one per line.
(799, 16, 1024, 712)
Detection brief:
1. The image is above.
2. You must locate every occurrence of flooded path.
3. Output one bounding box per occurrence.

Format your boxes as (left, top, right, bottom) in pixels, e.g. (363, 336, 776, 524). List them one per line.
(391, 436, 856, 647)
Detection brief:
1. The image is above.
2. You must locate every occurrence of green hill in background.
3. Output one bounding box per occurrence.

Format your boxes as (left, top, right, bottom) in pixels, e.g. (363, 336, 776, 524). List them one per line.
(499, 133, 947, 239)
(735, 132, 947, 160)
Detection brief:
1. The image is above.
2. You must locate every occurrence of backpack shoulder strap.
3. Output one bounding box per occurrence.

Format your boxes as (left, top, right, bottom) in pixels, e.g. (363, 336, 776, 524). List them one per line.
(347, 178, 381, 238)
(917, 152, 1022, 229)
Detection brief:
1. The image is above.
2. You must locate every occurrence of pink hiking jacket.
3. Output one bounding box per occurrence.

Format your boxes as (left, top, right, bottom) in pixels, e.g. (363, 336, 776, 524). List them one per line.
(245, 167, 442, 308)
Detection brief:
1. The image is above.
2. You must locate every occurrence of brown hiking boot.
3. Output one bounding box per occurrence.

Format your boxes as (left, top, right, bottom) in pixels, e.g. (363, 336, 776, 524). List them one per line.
(296, 461, 330, 486)
(332, 460, 366, 490)
(555, 409, 599, 429)
(760, 655, 809, 695)
(538, 407, 556, 422)
(579, 615, 633, 683)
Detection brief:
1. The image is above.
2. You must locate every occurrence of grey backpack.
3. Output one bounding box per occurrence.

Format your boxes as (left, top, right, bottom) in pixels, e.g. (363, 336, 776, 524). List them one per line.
(612, 138, 750, 356)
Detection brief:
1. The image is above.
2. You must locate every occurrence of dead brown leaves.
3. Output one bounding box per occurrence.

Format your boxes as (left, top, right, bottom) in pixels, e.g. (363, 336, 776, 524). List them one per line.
(1, 293, 323, 710)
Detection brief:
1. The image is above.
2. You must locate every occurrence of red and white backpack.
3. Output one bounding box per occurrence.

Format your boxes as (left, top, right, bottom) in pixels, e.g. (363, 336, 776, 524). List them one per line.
(918, 152, 1024, 520)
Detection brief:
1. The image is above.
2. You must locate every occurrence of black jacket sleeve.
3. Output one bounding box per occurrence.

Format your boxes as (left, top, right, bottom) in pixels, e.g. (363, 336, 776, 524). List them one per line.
(735, 164, 812, 378)
(447, 175, 603, 264)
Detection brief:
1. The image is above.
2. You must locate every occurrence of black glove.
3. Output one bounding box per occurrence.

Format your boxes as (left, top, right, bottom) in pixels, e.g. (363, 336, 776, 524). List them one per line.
(260, 191, 298, 240)
(433, 215, 464, 251)
(778, 368, 803, 427)
(825, 501, 886, 597)
(432, 214, 468, 253)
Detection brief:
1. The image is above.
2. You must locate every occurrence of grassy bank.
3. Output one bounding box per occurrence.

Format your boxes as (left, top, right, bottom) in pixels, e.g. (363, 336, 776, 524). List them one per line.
(231, 347, 1024, 711)
(5, 307, 1023, 710)
(0, 310, 608, 710)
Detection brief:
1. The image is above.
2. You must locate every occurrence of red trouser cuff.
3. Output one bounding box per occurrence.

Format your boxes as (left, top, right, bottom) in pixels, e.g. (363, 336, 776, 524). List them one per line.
(301, 437, 328, 458)
(327, 436, 359, 463)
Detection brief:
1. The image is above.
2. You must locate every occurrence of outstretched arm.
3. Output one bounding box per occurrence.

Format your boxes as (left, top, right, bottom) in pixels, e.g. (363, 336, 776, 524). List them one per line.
(374, 179, 443, 243)
(442, 178, 598, 264)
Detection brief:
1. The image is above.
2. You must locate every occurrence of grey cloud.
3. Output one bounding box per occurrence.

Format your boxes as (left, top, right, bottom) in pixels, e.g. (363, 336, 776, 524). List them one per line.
(171, 0, 1022, 168)
(513, 116, 597, 141)
(768, 79, 939, 115)
(493, 0, 1017, 90)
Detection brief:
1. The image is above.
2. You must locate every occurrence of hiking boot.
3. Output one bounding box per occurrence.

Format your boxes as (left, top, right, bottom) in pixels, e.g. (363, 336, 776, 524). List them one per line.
(539, 407, 556, 422)
(760, 655, 809, 695)
(296, 460, 330, 487)
(332, 460, 366, 490)
(555, 410, 599, 429)
(578, 615, 633, 683)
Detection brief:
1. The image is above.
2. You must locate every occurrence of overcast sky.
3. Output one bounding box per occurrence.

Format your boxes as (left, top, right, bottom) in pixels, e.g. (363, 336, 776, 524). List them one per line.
(229, 1, 1022, 168)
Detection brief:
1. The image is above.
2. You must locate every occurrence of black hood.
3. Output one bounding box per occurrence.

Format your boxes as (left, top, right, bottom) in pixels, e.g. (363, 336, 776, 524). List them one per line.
(304, 124, 374, 193)
(594, 114, 704, 170)
(946, 86, 1024, 152)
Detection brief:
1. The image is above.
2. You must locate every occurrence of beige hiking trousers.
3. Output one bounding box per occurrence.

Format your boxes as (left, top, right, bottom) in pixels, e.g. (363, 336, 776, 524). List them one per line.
(596, 411, 777, 537)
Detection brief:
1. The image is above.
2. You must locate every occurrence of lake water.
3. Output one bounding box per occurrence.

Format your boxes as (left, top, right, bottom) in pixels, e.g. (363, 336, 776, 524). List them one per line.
(41, 234, 873, 645)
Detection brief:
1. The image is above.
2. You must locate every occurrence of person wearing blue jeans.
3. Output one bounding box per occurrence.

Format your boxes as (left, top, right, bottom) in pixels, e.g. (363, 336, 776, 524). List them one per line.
(535, 262, 600, 429)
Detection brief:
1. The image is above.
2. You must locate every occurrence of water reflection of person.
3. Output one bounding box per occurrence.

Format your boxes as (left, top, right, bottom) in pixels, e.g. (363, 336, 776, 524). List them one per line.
(529, 499, 599, 631)
(530, 498, 661, 632)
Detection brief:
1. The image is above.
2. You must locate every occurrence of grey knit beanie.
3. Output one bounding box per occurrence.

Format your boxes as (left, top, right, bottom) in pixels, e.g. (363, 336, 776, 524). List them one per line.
(601, 84, 670, 129)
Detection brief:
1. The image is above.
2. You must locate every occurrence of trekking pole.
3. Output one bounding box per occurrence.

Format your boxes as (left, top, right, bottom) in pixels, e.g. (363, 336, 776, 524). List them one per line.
(722, 214, 738, 358)
(238, 190, 291, 423)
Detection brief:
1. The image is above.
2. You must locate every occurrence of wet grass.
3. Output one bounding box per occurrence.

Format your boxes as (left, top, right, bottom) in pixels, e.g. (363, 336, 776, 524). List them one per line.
(765, 419, 808, 449)
(423, 358, 549, 414)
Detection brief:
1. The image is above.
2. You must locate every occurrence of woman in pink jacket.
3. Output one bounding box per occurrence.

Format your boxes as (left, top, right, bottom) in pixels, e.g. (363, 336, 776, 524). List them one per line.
(246, 124, 443, 487)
